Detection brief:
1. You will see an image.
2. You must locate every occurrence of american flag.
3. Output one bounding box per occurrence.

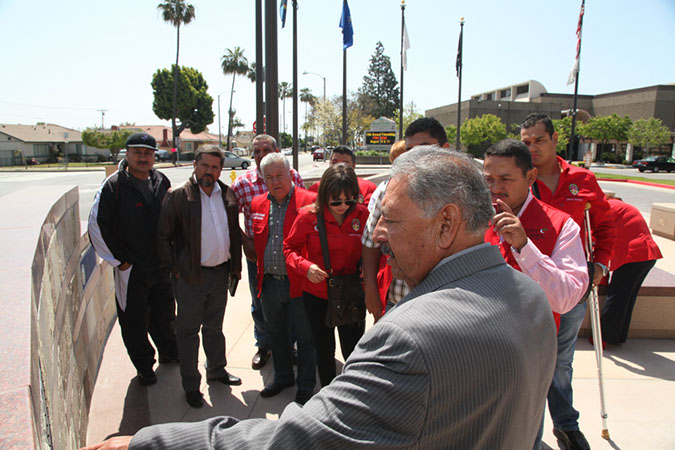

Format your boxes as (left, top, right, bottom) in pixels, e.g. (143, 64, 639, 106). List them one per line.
(567, 0, 585, 85)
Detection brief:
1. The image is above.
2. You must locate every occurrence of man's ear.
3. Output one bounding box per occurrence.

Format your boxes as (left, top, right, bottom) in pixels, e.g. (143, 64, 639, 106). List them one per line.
(526, 167, 538, 186)
(438, 203, 461, 249)
(551, 131, 559, 145)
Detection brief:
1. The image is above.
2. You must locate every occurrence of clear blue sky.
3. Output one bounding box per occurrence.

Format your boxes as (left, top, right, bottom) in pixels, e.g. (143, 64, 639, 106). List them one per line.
(0, 0, 673, 133)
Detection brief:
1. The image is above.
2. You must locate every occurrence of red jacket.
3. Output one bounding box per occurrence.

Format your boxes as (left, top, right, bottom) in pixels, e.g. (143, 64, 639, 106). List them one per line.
(533, 156, 616, 267)
(284, 204, 369, 299)
(251, 187, 317, 298)
(607, 198, 662, 271)
(308, 177, 377, 206)
(485, 197, 572, 332)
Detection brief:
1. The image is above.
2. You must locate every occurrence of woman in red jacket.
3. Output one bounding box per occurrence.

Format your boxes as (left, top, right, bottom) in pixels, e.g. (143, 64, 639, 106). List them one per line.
(284, 163, 369, 386)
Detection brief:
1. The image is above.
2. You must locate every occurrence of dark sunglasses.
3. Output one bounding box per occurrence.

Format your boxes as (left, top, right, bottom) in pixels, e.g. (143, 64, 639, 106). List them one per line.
(329, 199, 357, 207)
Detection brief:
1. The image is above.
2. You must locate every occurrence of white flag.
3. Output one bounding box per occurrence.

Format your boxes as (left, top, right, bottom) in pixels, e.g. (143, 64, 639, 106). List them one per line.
(567, 0, 585, 85)
(402, 22, 411, 71)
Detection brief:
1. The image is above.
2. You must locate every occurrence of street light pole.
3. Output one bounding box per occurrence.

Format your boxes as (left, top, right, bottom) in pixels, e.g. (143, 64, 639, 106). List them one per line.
(303, 70, 326, 147)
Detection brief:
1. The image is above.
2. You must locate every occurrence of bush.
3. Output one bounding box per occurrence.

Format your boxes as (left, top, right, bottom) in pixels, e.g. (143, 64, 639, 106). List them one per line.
(67, 153, 82, 162)
(97, 154, 107, 162)
(355, 150, 387, 157)
(179, 152, 195, 161)
(600, 152, 620, 163)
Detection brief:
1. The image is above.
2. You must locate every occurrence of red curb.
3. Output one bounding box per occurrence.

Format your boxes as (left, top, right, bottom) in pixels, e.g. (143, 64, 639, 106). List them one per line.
(596, 178, 675, 190)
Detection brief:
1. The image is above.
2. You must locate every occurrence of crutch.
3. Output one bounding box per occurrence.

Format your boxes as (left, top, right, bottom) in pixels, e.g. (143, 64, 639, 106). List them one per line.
(583, 202, 610, 440)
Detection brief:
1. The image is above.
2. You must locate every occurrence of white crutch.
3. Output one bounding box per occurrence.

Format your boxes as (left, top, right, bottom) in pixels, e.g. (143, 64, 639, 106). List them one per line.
(583, 202, 610, 440)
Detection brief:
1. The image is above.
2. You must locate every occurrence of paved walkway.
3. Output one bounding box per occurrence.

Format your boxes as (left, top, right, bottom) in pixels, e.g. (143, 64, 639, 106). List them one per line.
(86, 175, 675, 448)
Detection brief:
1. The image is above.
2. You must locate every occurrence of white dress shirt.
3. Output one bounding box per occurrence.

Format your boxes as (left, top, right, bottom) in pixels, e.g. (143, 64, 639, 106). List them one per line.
(199, 183, 230, 267)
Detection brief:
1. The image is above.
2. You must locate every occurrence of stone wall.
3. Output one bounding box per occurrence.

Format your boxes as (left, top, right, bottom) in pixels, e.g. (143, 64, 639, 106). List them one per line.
(0, 186, 116, 449)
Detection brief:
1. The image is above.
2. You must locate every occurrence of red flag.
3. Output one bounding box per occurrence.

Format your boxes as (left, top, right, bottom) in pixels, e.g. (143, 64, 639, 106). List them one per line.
(567, 0, 585, 85)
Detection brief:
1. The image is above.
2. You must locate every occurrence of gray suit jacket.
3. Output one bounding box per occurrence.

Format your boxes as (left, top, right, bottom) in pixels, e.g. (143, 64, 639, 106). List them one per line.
(131, 244, 556, 449)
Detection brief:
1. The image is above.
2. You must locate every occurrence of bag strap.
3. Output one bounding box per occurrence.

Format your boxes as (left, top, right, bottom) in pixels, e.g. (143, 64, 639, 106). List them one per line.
(531, 180, 541, 200)
(316, 213, 332, 274)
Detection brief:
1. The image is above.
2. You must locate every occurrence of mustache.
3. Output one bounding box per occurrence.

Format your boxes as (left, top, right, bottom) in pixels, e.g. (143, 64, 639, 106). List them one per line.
(380, 244, 393, 257)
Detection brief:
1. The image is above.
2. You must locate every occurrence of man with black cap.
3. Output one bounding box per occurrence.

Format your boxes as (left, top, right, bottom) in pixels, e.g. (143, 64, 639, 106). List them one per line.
(88, 132, 179, 386)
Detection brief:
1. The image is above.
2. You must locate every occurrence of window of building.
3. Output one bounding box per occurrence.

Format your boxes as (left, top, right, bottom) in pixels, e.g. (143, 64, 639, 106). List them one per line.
(185, 142, 193, 151)
(486, 93, 495, 100)
(516, 85, 529, 95)
(501, 88, 511, 98)
(34, 144, 50, 156)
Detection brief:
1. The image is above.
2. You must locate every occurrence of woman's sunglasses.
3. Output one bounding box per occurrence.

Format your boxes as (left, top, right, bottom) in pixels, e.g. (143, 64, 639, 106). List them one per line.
(329, 199, 357, 207)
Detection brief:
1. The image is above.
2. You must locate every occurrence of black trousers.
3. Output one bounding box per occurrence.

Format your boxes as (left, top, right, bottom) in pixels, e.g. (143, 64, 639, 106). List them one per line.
(302, 291, 365, 387)
(115, 267, 177, 374)
(601, 259, 656, 345)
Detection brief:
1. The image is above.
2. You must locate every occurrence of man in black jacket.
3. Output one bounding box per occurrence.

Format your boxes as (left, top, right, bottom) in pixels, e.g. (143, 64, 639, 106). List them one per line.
(88, 132, 178, 386)
(157, 145, 243, 408)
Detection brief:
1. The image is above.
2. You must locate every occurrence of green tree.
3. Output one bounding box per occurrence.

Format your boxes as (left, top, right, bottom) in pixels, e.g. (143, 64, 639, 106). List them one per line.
(221, 46, 251, 150)
(157, 0, 196, 150)
(81, 128, 135, 162)
(628, 118, 671, 157)
(445, 125, 457, 146)
(552, 116, 573, 155)
(299, 88, 316, 150)
(311, 94, 374, 147)
(151, 66, 214, 135)
(358, 42, 400, 119)
(393, 101, 423, 137)
(278, 81, 293, 134)
(279, 132, 293, 148)
(460, 114, 507, 157)
(579, 114, 632, 160)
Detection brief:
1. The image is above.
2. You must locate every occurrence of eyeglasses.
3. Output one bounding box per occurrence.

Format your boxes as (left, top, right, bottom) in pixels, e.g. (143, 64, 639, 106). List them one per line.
(329, 199, 357, 207)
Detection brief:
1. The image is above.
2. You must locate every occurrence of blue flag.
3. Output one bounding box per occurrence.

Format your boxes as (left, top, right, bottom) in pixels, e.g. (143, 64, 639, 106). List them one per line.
(280, 0, 288, 28)
(339, 0, 353, 49)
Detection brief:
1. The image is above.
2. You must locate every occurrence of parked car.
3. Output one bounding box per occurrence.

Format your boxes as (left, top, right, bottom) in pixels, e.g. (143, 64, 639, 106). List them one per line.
(155, 150, 171, 161)
(115, 150, 127, 161)
(313, 148, 325, 161)
(222, 151, 250, 169)
(231, 147, 247, 157)
(282, 148, 293, 156)
(632, 156, 675, 173)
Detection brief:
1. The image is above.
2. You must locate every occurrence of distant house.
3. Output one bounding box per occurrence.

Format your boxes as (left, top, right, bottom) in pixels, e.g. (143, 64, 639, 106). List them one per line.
(118, 125, 219, 154)
(0, 123, 106, 166)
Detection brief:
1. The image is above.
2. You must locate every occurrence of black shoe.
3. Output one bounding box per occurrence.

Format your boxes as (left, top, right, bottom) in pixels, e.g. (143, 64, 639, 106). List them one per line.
(252, 348, 270, 370)
(137, 371, 157, 386)
(553, 429, 591, 450)
(158, 354, 180, 364)
(207, 371, 242, 386)
(185, 391, 204, 408)
(260, 381, 294, 398)
(294, 390, 313, 405)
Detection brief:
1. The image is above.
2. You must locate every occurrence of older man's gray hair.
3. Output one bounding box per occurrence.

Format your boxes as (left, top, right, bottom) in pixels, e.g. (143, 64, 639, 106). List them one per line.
(260, 152, 290, 176)
(391, 146, 493, 234)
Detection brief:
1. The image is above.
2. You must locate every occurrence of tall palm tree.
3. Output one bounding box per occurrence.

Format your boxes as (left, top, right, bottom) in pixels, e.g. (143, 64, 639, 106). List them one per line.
(157, 0, 196, 154)
(221, 47, 250, 151)
(300, 88, 315, 150)
(278, 82, 293, 134)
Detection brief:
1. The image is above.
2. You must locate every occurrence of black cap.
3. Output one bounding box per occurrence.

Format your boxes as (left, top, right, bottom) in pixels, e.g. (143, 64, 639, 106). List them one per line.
(126, 132, 157, 150)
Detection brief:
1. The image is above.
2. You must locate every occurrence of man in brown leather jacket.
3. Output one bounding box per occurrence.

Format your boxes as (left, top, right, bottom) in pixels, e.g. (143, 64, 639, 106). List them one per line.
(157, 145, 242, 408)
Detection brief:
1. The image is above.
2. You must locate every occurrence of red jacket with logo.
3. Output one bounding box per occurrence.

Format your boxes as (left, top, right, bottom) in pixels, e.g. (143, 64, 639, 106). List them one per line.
(284, 204, 369, 299)
(251, 187, 317, 298)
(607, 198, 662, 271)
(533, 156, 615, 267)
(485, 197, 572, 332)
(308, 177, 377, 206)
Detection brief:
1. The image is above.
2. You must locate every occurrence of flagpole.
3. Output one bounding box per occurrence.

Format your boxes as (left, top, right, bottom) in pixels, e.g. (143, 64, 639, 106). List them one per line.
(292, 0, 299, 170)
(342, 48, 347, 145)
(399, 1, 406, 141)
(568, 0, 585, 161)
(265, 0, 279, 141)
(456, 18, 464, 151)
(255, 0, 264, 135)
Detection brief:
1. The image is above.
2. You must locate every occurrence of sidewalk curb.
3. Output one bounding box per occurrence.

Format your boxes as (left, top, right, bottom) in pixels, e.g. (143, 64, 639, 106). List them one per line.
(597, 178, 675, 190)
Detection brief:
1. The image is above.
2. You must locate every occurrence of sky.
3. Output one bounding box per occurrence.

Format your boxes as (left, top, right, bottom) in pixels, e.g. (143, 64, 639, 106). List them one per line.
(1, 0, 673, 134)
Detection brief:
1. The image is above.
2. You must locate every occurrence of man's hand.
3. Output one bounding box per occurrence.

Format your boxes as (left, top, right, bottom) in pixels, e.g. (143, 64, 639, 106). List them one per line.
(242, 235, 257, 262)
(233, 271, 242, 280)
(80, 436, 132, 450)
(118, 262, 131, 271)
(491, 200, 528, 252)
(307, 264, 329, 284)
(364, 284, 383, 323)
(592, 263, 605, 287)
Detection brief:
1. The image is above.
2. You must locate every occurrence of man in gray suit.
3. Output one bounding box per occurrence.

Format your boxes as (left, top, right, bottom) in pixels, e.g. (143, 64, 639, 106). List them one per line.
(85, 147, 556, 450)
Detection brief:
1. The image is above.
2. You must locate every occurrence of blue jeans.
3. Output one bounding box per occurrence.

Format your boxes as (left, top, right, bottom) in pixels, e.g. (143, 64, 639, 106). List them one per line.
(547, 302, 587, 431)
(260, 276, 316, 392)
(247, 259, 270, 350)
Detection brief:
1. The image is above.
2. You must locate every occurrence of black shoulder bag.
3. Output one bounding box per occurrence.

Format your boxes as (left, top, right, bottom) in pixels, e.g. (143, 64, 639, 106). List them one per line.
(316, 214, 366, 328)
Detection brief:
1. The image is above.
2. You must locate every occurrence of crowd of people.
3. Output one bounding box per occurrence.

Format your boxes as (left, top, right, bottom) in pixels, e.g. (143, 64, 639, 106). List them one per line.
(85, 114, 661, 450)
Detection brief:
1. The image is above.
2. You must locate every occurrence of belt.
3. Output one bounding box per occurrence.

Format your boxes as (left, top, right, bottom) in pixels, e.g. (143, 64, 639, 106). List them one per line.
(264, 274, 288, 280)
(201, 260, 230, 271)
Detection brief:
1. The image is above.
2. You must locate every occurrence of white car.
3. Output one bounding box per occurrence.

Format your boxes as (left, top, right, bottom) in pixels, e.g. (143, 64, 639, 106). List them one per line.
(282, 148, 293, 156)
(222, 151, 250, 170)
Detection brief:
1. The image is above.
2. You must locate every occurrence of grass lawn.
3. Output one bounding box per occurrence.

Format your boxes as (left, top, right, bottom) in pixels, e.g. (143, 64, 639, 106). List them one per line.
(594, 172, 675, 187)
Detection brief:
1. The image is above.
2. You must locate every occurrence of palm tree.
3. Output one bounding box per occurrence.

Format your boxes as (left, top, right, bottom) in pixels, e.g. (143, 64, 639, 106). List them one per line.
(300, 88, 316, 151)
(157, 0, 196, 154)
(221, 47, 250, 151)
(278, 82, 293, 134)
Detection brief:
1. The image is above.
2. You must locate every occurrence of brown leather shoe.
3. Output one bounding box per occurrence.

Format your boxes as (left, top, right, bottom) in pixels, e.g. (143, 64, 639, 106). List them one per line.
(252, 348, 270, 370)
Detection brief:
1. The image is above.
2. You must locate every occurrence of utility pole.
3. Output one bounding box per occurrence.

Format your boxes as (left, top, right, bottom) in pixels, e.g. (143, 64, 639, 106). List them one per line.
(97, 109, 108, 129)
